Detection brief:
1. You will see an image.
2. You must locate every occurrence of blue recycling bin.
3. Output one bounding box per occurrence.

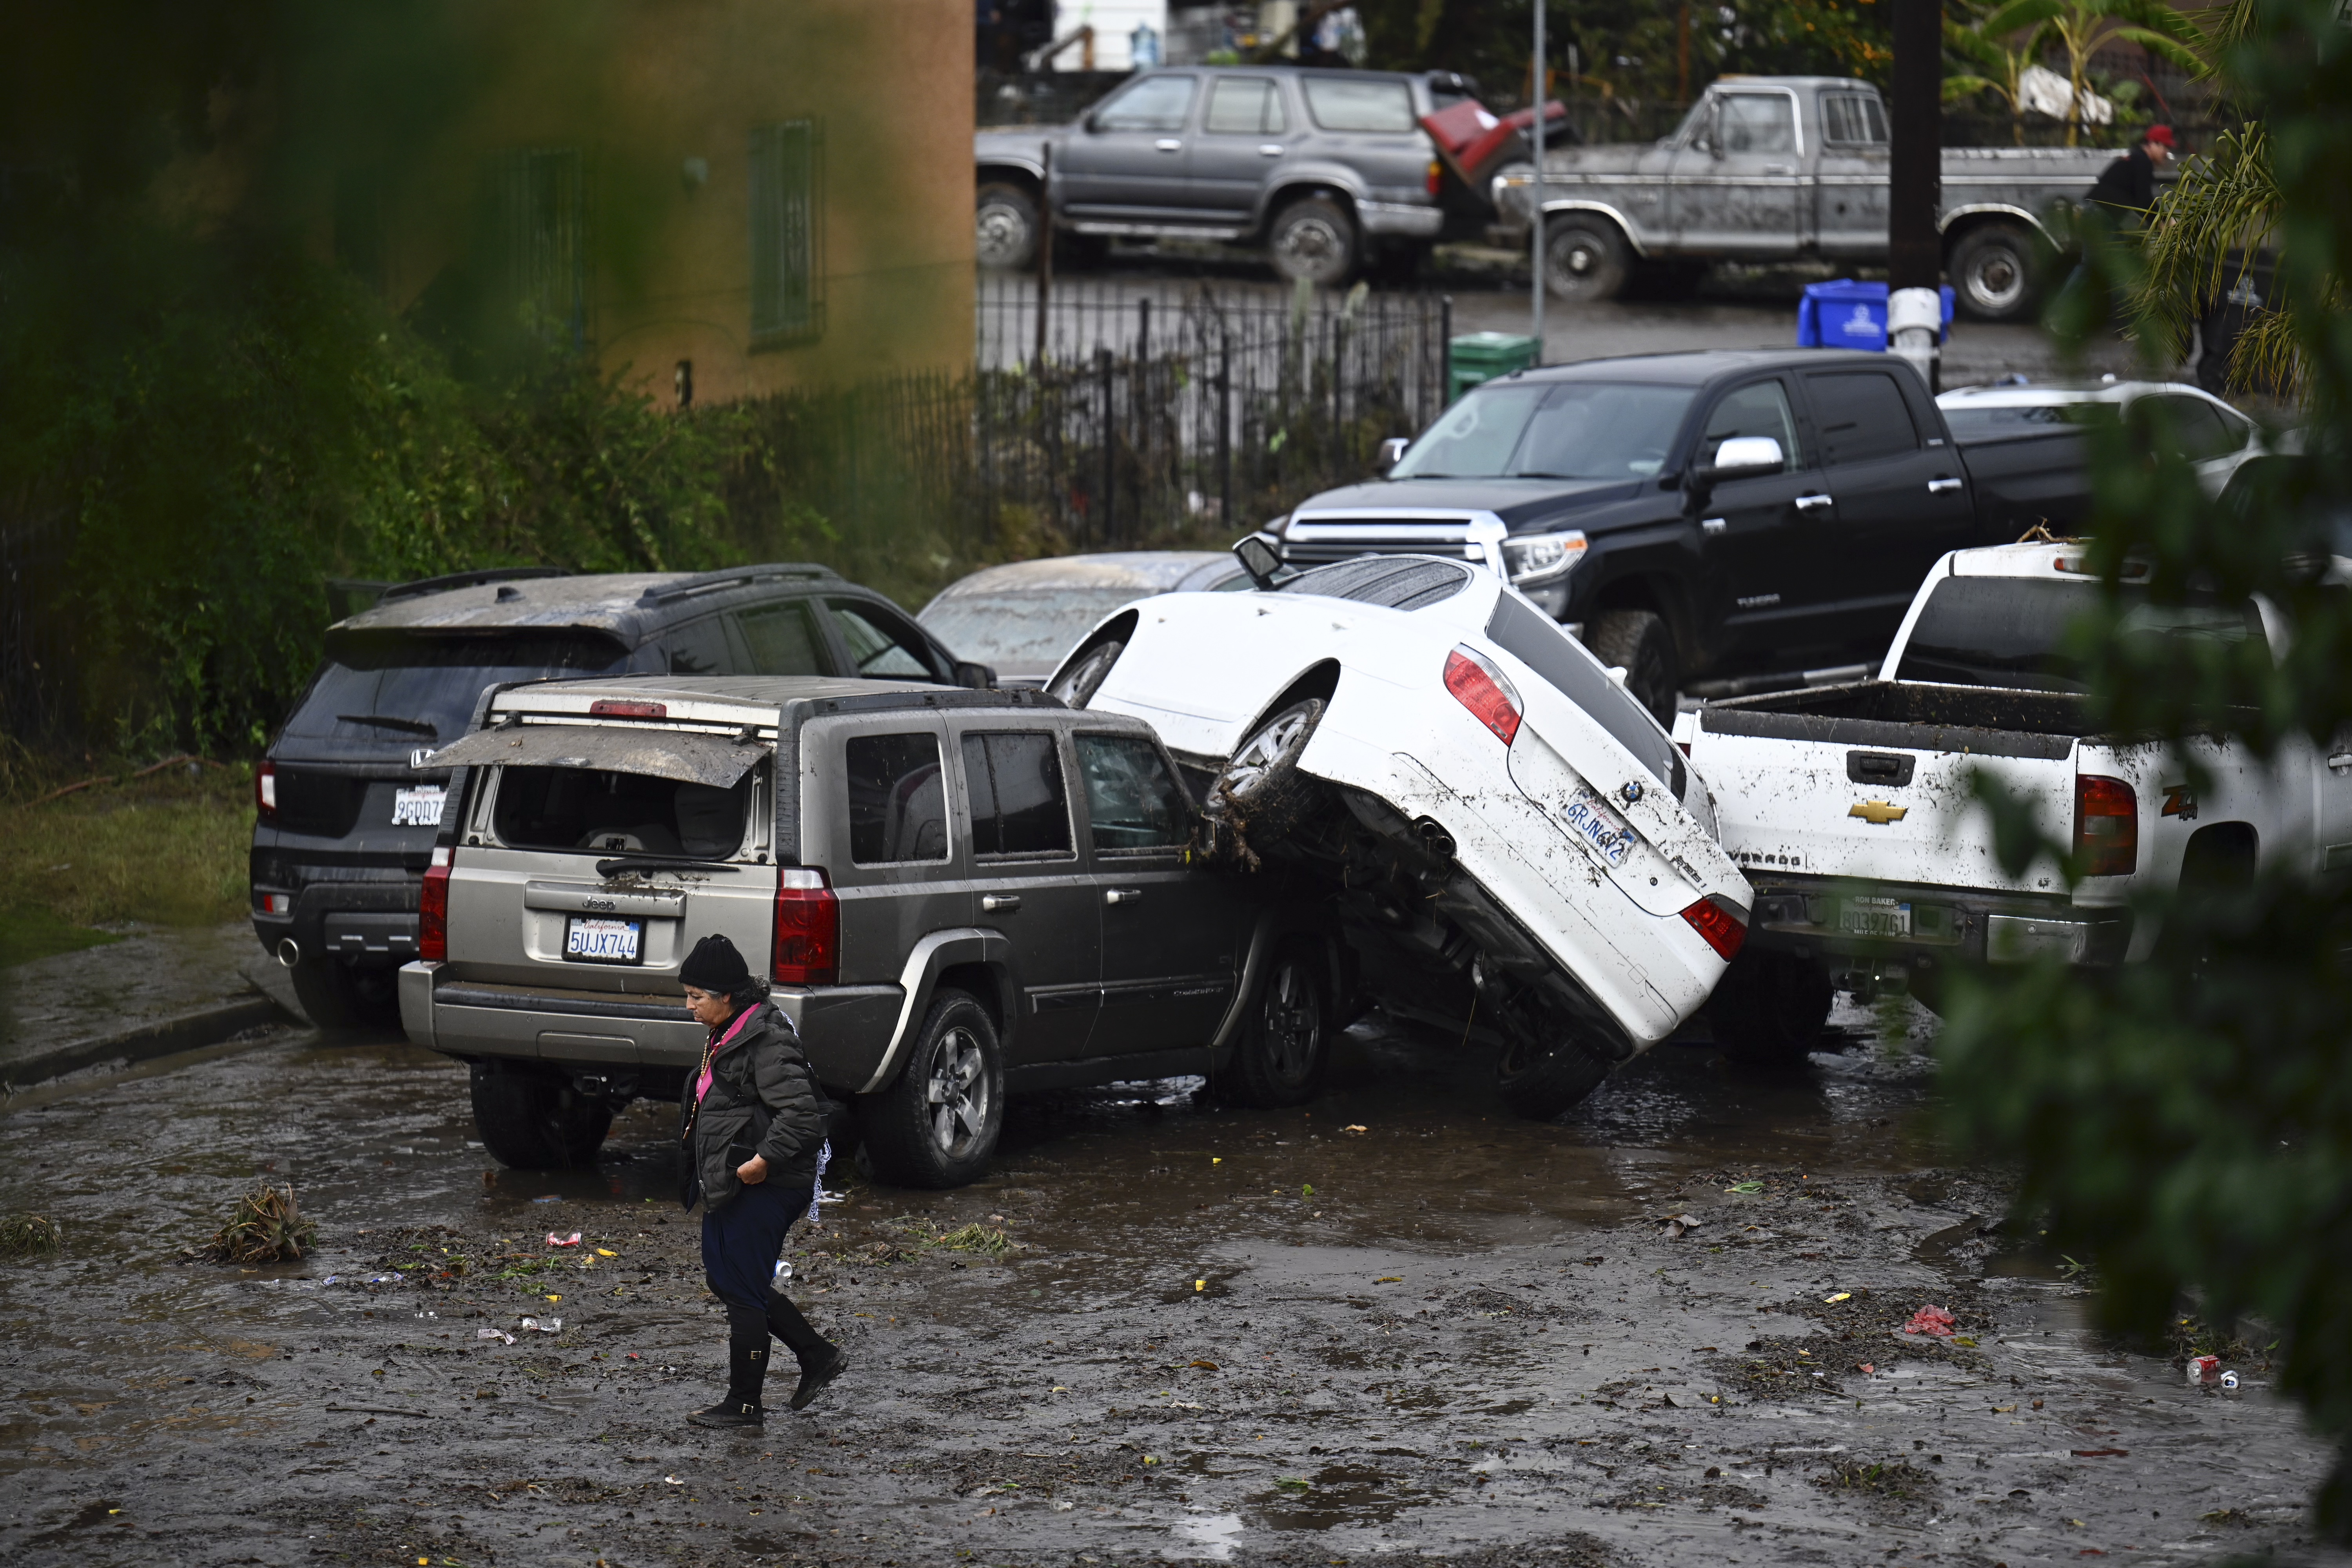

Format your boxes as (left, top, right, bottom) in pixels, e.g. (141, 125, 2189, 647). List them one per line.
(1796, 279, 1954, 352)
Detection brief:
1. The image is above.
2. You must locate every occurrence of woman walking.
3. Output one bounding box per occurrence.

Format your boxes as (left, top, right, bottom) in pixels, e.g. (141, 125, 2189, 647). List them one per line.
(677, 933, 845, 1427)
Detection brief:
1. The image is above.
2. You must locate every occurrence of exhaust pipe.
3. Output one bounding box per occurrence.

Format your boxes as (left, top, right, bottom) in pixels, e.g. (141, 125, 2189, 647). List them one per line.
(276, 938, 302, 968)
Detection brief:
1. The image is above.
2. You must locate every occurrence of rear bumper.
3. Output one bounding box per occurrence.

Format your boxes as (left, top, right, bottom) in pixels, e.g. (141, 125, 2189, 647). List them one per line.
(1743, 873, 2132, 969)
(399, 962, 902, 1094)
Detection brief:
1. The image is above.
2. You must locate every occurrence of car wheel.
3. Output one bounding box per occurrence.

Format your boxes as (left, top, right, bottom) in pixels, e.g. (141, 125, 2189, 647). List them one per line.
(1268, 196, 1359, 288)
(470, 1062, 613, 1168)
(285, 955, 400, 1032)
(1707, 949, 1834, 1066)
(1048, 639, 1123, 708)
(1948, 222, 2039, 323)
(1494, 1026, 1612, 1120)
(1210, 697, 1324, 848)
(1584, 608, 1679, 727)
(1220, 940, 1330, 1107)
(857, 989, 1002, 1190)
(1543, 215, 1630, 304)
(976, 181, 1041, 271)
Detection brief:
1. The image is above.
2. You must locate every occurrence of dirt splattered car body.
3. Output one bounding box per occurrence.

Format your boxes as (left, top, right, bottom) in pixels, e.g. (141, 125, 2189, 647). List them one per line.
(1048, 552, 1752, 1117)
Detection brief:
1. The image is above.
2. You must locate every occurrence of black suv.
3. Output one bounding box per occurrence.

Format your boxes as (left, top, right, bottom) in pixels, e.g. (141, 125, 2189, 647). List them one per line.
(252, 564, 989, 1027)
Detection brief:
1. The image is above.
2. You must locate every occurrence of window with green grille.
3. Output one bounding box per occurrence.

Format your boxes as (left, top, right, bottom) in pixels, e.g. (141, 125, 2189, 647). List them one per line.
(750, 120, 825, 347)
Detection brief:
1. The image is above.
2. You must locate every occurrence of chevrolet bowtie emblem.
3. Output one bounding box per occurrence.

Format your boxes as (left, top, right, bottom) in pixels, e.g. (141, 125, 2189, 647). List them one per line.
(1849, 800, 1908, 825)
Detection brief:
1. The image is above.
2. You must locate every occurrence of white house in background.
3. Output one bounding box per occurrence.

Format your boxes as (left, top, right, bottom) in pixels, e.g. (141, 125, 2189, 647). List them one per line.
(1050, 0, 1169, 70)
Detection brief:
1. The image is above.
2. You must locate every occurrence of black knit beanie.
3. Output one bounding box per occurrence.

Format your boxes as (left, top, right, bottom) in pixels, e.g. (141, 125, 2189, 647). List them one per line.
(679, 933, 751, 996)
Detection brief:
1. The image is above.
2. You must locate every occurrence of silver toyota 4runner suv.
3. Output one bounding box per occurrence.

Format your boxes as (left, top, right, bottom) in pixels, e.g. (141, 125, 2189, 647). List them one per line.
(399, 674, 1344, 1188)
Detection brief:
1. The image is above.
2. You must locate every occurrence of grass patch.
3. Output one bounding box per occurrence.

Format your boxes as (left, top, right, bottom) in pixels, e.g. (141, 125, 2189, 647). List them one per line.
(0, 1213, 62, 1256)
(0, 762, 252, 960)
(190, 1183, 316, 1264)
(933, 1223, 1013, 1256)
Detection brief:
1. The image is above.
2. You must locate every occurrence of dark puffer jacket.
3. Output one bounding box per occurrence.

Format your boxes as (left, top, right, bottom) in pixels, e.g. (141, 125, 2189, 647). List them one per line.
(678, 1000, 827, 1214)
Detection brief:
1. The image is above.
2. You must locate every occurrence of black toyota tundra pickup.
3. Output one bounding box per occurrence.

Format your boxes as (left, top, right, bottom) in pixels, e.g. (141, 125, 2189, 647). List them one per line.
(1259, 348, 2090, 721)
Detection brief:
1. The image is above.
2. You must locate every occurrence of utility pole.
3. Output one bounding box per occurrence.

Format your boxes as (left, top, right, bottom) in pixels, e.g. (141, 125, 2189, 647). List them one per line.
(1887, 0, 1944, 390)
(1530, 0, 1546, 362)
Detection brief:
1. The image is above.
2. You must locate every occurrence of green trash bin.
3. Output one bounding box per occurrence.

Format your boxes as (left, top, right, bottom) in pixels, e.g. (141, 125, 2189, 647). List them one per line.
(1447, 331, 1539, 403)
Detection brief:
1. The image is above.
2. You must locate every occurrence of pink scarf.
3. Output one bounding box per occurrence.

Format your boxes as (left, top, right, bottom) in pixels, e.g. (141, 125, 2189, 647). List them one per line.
(694, 1004, 759, 1104)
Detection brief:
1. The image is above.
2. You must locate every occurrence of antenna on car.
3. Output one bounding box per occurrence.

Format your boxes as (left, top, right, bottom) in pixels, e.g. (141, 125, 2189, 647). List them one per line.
(1231, 535, 1298, 592)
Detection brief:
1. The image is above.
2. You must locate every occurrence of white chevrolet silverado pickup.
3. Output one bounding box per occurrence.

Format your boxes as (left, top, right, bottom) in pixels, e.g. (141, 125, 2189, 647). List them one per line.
(1676, 541, 2352, 1057)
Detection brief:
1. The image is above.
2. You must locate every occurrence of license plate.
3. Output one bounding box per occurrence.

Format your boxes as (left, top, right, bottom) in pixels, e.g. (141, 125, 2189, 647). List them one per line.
(392, 785, 446, 827)
(1559, 787, 1637, 869)
(564, 916, 644, 965)
(1838, 897, 1913, 938)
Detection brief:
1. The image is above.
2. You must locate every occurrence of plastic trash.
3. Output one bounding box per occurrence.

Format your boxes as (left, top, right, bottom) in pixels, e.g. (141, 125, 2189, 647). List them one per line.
(2221, 1370, 2240, 1390)
(1904, 1305, 1958, 1338)
(520, 1316, 563, 1334)
(477, 1328, 517, 1345)
(772, 1258, 794, 1286)
(2188, 1354, 2221, 1384)
(1661, 1214, 1703, 1239)
(546, 1231, 582, 1247)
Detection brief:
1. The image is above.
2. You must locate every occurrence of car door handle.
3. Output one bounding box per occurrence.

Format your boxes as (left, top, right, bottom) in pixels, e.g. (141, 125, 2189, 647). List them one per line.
(1155, 138, 1183, 152)
(1258, 143, 1285, 157)
(1927, 476, 1964, 494)
(1795, 493, 1834, 512)
(980, 894, 1022, 913)
(1105, 888, 1144, 906)
(1700, 517, 1727, 536)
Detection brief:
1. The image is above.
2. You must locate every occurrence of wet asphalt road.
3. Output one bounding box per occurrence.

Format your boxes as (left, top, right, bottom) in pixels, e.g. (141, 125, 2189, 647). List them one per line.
(2, 1006, 2341, 1568)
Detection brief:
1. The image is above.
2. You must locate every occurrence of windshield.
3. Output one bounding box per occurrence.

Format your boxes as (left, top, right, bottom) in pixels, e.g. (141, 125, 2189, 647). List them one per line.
(1390, 382, 1695, 481)
(919, 589, 1160, 675)
(1895, 577, 2259, 693)
(1938, 401, 2109, 440)
(283, 633, 629, 746)
(493, 765, 753, 858)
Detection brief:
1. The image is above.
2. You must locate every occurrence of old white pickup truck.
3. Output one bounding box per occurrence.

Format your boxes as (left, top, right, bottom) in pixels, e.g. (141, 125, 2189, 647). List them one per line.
(1676, 541, 2352, 1056)
(1507, 76, 2127, 321)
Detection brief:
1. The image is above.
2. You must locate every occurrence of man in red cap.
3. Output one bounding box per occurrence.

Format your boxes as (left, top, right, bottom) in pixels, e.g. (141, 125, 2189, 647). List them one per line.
(2087, 124, 2176, 221)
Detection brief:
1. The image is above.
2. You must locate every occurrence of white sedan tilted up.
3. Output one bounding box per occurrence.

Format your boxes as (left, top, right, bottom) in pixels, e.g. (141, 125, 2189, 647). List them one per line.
(1047, 548, 1753, 1118)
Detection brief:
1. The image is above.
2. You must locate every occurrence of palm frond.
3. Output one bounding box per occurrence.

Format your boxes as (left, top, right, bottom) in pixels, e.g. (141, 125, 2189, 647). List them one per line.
(1981, 0, 2064, 34)
(2229, 304, 2307, 403)
(2103, 24, 2207, 73)
(2131, 125, 2299, 397)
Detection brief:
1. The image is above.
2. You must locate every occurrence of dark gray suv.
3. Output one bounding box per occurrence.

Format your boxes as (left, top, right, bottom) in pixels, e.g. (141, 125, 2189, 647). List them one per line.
(252, 564, 987, 1029)
(400, 674, 1345, 1188)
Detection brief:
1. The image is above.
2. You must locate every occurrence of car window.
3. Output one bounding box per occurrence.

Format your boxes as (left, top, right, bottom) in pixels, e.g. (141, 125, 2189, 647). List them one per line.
(1390, 381, 1697, 481)
(1487, 593, 1681, 787)
(1095, 74, 1198, 132)
(730, 600, 829, 676)
(2153, 394, 2238, 461)
(1698, 379, 1804, 468)
(1076, 734, 1191, 852)
(918, 588, 1145, 675)
(831, 600, 938, 679)
(1894, 577, 2259, 692)
(1938, 401, 2104, 439)
(1302, 78, 1416, 133)
(1808, 370, 1920, 465)
(1276, 556, 1472, 609)
(664, 616, 733, 676)
(1716, 94, 1797, 154)
(961, 731, 1073, 857)
(846, 732, 948, 864)
(1206, 77, 1286, 134)
(281, 632, 628, 744)
(493, 766, 751, 858)
(1820, 93, 1887, 146)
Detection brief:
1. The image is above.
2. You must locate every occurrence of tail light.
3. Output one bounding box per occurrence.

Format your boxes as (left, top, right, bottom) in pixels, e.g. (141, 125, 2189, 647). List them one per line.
(1426, 158, 1443, 197)
(1444, 645, 1523, 745)
(256, 759, 278, 820)
(590, 699, 668, 719)
(419, 847, 451, 962)
(1680, 896, 1748, 960)
(2075, 775, 2138, 876)
(772, 867, 839, 985)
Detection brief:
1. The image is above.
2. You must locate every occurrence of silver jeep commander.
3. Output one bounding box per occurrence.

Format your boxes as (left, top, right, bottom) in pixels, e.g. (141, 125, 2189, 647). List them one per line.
(400, 675, 1345, 1189)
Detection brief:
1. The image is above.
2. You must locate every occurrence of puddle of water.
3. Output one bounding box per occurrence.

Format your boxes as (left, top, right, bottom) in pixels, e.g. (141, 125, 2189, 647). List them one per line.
(1251, 1462, 1416, 1531)
(1168, 1509, 1244, 1560)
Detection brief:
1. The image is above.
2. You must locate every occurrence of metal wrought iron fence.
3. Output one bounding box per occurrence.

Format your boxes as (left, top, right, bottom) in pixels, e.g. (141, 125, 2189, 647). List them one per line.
(0, 495, 74, 744)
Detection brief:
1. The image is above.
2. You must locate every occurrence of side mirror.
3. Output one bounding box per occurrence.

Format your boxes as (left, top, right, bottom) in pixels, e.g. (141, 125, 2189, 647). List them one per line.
(954, 660, 998, 690)
(1697, 435, 1785, 483)
(1377, 436, 1410, 472)
(1232, 535, 1291, 590)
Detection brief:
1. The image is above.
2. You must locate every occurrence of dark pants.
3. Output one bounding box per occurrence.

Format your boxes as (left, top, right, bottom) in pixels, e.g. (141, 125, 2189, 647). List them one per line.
(701, 1172, 829, 1373)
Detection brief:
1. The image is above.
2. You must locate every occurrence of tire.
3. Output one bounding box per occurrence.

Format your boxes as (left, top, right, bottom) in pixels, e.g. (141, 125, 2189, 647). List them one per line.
(470, 1062, 613, 1169)
(1543, 214, 1630, 304)
(286, 955, 400, 1032)
(1584, 608, 1680, 727)
(1209, 697, 1324, 848)
(1708, 949, 1834, 1066)
(857, 989, 1003, 1190)
(1948, 222, 2039, 323)
(1267, 196, 1359, 288)
(1048, 639, 1123, 708)
(1495, 1026, 1612, 1120)
(976, 181, 1041, 271)
(1220, 940, 1331, 1107)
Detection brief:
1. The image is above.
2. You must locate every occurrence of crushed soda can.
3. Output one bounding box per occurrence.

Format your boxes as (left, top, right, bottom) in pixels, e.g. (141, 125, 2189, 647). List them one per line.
(772, 1258, 794, 1286)
(2187, 1354, 2221, 1384)
(2220, 1370, 2240, 1390)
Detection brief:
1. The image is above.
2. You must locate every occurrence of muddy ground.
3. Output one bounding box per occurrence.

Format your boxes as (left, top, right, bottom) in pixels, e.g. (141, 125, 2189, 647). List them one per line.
(1, 1004, 2341, 1568)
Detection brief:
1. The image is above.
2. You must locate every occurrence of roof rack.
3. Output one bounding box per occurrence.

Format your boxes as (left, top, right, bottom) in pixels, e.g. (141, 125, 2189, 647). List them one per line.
(378, 566, 575, 604)
(635, 563, 840, 606)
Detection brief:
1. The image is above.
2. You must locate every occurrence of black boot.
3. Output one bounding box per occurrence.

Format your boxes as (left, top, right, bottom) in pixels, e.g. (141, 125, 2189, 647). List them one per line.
(767, 1290, 846, 1412)
(688, 1305, 770, 1428)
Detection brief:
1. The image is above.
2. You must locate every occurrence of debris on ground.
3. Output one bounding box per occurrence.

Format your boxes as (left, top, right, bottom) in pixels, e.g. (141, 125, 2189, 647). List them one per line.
(520, 1316, 561, 1333)
(546, 1231, 582, 1247)
(1662, 1214, 1703, 1239)
(1815, 1457, 1937, 1502)
(189, 1183, 315, 1263)
(477, 1327, 517, 1345)
(1904, 1304, 1957, 1338)
(933, 1223, 1012, 1256)
(0, 1212, 61, 1256)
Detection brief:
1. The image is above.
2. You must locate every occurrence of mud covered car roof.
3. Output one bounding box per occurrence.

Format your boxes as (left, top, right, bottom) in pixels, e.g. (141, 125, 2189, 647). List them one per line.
(923, 552, 1238, 601)
(336, 564, 847, 642)
(483, 673, 1065, 723)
